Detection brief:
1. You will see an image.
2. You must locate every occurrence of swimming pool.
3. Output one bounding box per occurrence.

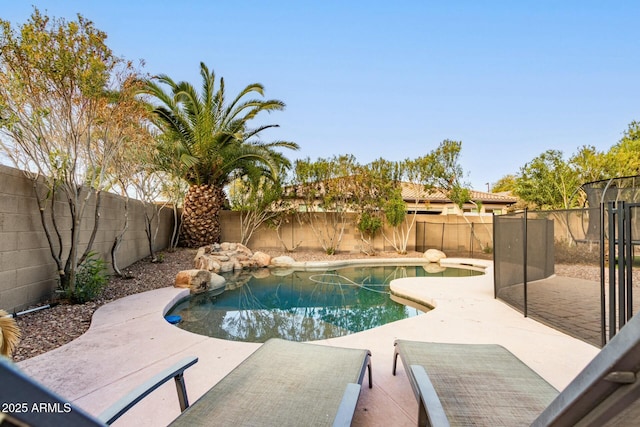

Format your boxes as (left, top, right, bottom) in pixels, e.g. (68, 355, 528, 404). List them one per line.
(166, 263, 482, 342)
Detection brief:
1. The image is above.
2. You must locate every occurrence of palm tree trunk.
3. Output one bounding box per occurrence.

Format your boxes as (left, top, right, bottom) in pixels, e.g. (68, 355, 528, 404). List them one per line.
(180, 183, 225, 247)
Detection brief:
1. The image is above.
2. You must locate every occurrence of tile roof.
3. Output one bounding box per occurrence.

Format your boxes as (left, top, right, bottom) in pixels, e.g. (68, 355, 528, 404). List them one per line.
(401, 183, 517, 204)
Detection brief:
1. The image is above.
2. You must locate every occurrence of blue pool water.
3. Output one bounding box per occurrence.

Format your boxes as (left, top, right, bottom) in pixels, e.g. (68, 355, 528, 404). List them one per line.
(167, 263, 481, 342)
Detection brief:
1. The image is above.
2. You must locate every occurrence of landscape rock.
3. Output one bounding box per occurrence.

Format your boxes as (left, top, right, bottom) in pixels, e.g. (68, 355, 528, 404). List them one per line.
(219, 260, 235, 273)
(251, 251, 272, 267)
(210, 273, 226, 290)
(175, 269, 212, 294)
(194, 242, 269, 274)
(194, 255, 221, 272)
(235, 243, 252, 256)
(195, 247, 206, 259)
(270, 255, 296, 267)
(424, 249, 447, 263)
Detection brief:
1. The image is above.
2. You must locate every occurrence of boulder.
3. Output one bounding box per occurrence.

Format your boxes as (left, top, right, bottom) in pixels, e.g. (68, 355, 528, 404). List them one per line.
(195, 247, 206, 259)
(235, 243, 253, 256)
(271, 255, 296, 267)
(251, 251, 272, 267)
(194, 256, 221, 273)
(219, 260, 235, 273)
(238, 259, 256, 269)
(194, 242, 274, 274)
(175, 269, 212, 294)
(424, 249, 447, 263)
(210, 273, 226, 290)
(235, 254, 250, 262)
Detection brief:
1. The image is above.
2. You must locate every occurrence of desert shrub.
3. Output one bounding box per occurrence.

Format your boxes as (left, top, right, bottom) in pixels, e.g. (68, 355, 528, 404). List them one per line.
(65, 252, 109, 303)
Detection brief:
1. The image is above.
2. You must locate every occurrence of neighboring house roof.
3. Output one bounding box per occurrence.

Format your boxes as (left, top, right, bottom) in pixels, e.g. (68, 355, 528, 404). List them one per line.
(283, 179, 517, 207)
(400, 183, 517, 205)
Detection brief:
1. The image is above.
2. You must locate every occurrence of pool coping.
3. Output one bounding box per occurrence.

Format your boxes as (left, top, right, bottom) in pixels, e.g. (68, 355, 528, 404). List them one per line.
(270, 256, 490, 272)
(16, 257, 599, 426)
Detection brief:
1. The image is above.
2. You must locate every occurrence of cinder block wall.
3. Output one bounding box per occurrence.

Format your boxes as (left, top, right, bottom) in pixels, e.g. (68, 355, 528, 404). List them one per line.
(0, 164, 174, 313)
(220, 211, 381, 253)
(219, 211, 494, 255)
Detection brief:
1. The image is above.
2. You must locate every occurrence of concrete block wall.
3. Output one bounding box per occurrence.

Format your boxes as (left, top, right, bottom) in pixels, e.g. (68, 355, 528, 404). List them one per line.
(0, 164, 174, 313)
(220, 211, 372, 253)
(220, 211, 494, 255)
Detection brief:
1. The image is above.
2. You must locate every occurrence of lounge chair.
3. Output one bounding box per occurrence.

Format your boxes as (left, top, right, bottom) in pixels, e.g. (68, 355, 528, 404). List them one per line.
(169, 338, 372, 426)
(1, 338, 372, 426)
(393, 310, 640, 426)
(1, 355, 198, 426)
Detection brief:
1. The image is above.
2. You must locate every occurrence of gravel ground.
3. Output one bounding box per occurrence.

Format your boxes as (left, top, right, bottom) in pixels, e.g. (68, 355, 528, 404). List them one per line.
(10, 247, 622, 362)
(13, 248, 198, 362)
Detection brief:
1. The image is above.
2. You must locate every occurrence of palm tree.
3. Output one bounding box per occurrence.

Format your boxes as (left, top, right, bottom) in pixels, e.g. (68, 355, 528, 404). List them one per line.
(143, 62, 299, 247)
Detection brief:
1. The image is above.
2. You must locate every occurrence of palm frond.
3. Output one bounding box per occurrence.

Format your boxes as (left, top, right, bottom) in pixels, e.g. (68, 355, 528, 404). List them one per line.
(143, 62, 296, 187)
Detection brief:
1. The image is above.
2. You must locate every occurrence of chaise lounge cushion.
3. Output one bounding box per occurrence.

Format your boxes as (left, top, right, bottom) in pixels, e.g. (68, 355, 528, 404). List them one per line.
(393, 341, 558, 426)
(170, 338, 372, 427)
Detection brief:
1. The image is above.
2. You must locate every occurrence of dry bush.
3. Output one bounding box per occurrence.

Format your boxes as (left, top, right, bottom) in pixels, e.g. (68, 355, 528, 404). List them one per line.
(554, 240, 601, 265)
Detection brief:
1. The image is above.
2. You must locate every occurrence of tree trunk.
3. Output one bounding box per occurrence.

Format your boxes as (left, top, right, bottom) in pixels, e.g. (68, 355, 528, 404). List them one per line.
(180, 184, 225, 247)
(111, 196, 129, 277)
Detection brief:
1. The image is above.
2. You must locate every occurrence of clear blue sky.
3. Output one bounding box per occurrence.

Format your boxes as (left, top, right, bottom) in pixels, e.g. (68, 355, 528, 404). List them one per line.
(3, 1, 639, 190)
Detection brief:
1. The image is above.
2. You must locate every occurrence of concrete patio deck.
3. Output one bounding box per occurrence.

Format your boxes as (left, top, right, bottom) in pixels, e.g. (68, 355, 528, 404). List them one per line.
(16, 259, 599, 426)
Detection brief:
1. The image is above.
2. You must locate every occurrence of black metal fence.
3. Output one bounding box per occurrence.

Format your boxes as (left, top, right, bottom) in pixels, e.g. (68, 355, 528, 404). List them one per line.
(494, 207, 604, 346)
(605, 201, 640, 341)
(493, 211, 555, 315)
(493, 200, 638, 348)
(415, 221, 493, 259)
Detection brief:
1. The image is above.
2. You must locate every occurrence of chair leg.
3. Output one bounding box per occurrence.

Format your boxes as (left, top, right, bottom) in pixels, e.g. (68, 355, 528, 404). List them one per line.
(417, 399, 429, 427)
(174, 373, 190, 412)
(392, 346, 400, 376)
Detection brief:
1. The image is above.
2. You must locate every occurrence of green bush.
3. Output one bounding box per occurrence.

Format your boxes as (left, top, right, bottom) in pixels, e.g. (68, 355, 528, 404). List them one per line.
(66, 252, 109, 303)
(357, 211, 383, 236)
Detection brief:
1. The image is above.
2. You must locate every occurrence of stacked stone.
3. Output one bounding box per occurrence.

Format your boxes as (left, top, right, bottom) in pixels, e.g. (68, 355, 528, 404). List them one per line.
(175, 242, 272, 294)
(194, 242, 272, 273)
